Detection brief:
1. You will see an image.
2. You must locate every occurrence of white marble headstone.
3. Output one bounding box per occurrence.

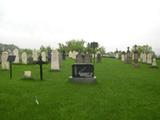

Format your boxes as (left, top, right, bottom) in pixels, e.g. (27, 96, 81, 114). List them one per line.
(13, 48, 20, 63)
(152, 58, 157, 67)
(32, 49, 38, 62)
(41, 51, 46, 62)
(121, 54, 125, 61)
(142, 53, 147, 63)
(21, 52, 27, 64)
(147, 53, 152, 64)
(1, 51, 9, 70)
(51, 50, 60, 71)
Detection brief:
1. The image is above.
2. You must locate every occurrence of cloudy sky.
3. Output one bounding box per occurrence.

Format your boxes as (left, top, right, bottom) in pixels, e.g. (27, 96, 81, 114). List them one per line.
(0, 0, 160, 54)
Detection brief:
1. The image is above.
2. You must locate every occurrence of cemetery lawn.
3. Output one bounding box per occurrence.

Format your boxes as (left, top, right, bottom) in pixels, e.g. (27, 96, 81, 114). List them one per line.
(0, 58, 160, 120)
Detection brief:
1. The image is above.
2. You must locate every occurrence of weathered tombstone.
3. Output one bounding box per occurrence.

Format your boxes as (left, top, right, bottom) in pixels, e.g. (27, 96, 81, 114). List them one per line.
(84, 53, 92, 63)
(32, 49, 38, 62)
(132, 53, 134, 60)
(13, 48, 20, 63)
(147, 53, 153, 64)
(47, 51, 51, 62)
(28, 56, 33, 64)
(1, 51, 9, 70)
(96, 53, 102, 63)
(91, 42, 98, 63)
(151, 58, 158, 68)
(126, 47, 131, 64)
(69, 63, 96, 83)
(68, 51, 72, 58)
(41, 51, 47, 62)
(76, 53, 84, 63)
(142, 53, 147, 63)
(140, 53, 143, 62)
(115, 49, 119, 59)
(72, 51, 78, 60)
(59, 52, 62, 68)
(24, 71, 32, 79)
(51, 50, 60, 71)
(121, 52, 125, 62)
(21, 52, 27, 64)
(133, 45, 139, 67)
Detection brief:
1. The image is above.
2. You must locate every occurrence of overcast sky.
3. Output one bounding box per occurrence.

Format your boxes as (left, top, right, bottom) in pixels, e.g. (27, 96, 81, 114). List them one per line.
(0, 0, 160, 54)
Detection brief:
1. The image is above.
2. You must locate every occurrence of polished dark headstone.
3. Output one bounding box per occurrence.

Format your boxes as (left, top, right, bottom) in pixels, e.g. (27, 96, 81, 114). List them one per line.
(69, 63, 96, 83)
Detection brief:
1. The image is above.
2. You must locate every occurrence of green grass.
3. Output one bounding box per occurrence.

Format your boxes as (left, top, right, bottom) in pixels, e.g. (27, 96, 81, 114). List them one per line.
(0, 58, 160, 120)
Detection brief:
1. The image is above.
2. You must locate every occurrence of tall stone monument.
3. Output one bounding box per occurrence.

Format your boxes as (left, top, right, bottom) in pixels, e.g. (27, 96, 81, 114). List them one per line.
(51, 50, 60, 71)
(21, 52, 27, 64)
(41, 51, 47, 62)
(13, 48, 20, 63)
(32, 49, 38, 62)
(1, 51, 9, 70)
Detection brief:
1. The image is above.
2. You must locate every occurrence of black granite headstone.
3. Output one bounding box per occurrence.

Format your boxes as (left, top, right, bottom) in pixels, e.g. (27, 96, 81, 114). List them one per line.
(69, 63, 96, 83)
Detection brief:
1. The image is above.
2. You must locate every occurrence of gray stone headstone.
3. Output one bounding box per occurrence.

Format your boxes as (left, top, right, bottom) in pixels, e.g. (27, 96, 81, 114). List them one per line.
(76, 53, 84, 63)
(51, 50, 60, 71)
(126, 47, 131, 63)
(32, 49, 38, 62)
(84, 54, 92, 63)
(13, 48, 20, 63)
(147, 53, 153, 64)
(1, 51, 9, 70)
(142, 53, 147, 63)
(152, 58, 157, 67)
(21, 52, 27, 64)
(121, 53, 125, 62)
(41, 51, 47, 62)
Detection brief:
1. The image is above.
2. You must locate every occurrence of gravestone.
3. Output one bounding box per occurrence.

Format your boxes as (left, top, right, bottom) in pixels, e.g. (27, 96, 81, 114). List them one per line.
(68, 51, 72, 58)
(132, 53, 134, 60)
(32, 49, 38, 62)
(84, 53, 92, 63)
(1, 51, 9, 70)
(21, 52, 27, 64)
(72, 51, 78, 59)
(121, 52, 125, 62)
(51, 50, 60, 71)
(96, 53, 102, 63)
(24, 71, 32, 78)
(69, 63, 96, 83)
(47, 51, 51, 62)
(142, 53, 147, 63)
(13, 48, 20, 63)
(115, 49, 119, 59)
(76, 53, 84, 63)
(147, 53, 152, 64)
(59, 52, 62, 68)
(41, 51, 47, 62)
(133, 45, 139, 67)
(140, 53, 143, 62)
(126, 47, 131, 63)
(151, 58, 158, 68)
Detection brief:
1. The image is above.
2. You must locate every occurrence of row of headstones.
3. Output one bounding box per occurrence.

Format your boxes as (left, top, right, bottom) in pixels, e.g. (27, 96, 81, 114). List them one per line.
(68, 51, 102, 61)
(1, 49, 61, 70)
(76, 52, 102, 63)
(115, 47, 158, 67)
(0, 49, 48, 64)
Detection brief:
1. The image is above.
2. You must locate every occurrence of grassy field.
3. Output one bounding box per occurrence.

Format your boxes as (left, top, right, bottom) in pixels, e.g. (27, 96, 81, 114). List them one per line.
(0, 58, 160, 120)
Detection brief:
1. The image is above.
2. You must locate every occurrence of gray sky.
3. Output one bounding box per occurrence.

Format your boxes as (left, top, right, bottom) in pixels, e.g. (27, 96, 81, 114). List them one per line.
(0, 0, 160, 54)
